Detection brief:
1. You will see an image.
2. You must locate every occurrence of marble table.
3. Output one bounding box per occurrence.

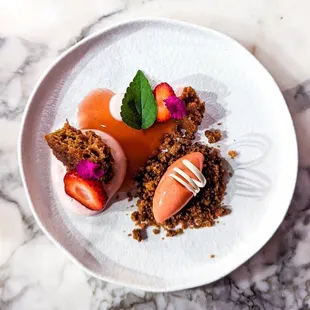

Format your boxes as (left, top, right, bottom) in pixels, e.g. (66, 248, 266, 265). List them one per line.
(1, 0, 310, 309)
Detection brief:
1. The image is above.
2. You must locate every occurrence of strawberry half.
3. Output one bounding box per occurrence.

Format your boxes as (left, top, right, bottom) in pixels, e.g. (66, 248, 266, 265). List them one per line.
(153, 82, 175, 123)
(64, 170, 108, 211)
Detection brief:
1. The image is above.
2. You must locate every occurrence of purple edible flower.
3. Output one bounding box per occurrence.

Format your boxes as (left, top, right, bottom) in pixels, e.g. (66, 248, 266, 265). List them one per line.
(164, 96, 187, 120)
(76, 160, 105, 180)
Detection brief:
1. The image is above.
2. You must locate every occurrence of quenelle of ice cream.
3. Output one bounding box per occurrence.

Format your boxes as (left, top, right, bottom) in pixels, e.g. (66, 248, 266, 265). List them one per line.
(153, 152, 206, 223)
(52, 129, 127, 216)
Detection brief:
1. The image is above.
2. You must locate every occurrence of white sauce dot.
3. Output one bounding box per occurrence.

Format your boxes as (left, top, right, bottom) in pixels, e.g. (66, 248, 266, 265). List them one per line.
(109, 93, 124, 121)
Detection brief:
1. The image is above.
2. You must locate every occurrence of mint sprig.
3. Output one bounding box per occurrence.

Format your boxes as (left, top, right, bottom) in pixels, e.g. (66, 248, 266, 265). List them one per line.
(121, 70, 157, 130)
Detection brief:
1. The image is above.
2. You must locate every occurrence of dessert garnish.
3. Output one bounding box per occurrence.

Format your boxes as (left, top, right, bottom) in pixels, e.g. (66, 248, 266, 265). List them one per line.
(228, 150, 238, 159)
(121, 70, 157, 129)
(109, 93, 124, 121)
(205, 129, 222, 144)
(153, 152, 205, 223)
(131, 87, 230, 241)
(78, 86, 176, 191)
(153, 82, 175, 122)
(45, 121, 114, 183)
(164, 95, 187, 120)
(132, 229, 143, 242)
(169, 157, 206, 196)
(76, 160, 105, 180)
(120, 73, 184, 127)
(46, 123, 126, 214)
(64, 170, 108, 211)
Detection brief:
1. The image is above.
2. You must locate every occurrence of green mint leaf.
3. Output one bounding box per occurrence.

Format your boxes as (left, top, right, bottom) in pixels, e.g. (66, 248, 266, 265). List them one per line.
(120, 98, 142, 130)
(121, 70, 157, 130)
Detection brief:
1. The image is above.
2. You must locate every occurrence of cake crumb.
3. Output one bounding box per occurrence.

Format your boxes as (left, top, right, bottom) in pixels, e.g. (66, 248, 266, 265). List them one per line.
(127, 191, 133, 202)
(228, 150, 238, 159)
(131, 211, 139, 222)
(217, 122, 222, 125)
(166, 228, 183, 237)
(153, 228, 160, 235)
(205, 129, 222, 144)
(132, 229, 142, 242)
(140, 223, 147, 229)
(162, 237, 165, 240)
(128, 233, 132, 237)
(210, 254, 215, 258)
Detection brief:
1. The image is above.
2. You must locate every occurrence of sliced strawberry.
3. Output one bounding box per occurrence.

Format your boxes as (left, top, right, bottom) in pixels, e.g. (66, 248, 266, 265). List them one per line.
(64, 170, 108, 211)
(153, 82, 175, 123)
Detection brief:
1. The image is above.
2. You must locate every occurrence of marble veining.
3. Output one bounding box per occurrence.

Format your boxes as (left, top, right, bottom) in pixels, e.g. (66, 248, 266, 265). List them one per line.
(1, 0, 310, 309)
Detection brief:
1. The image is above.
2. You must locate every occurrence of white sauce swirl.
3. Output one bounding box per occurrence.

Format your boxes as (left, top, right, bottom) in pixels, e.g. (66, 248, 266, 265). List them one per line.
(169, 159, 206, 196)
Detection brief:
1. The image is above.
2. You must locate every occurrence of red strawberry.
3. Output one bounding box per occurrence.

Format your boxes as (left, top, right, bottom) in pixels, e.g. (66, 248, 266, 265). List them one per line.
(153, 82, 175, 123)
(64, 170, 108, 211)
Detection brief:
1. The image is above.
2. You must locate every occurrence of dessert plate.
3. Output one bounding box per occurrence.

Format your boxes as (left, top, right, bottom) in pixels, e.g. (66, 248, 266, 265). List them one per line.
(18, 18, 297, 292)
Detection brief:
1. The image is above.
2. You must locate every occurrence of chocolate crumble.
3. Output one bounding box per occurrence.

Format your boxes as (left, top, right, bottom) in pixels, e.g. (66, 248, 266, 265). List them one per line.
(130, 87, 230, 241)
(205, 129, 222, 144)
(228, 150, 238, 159)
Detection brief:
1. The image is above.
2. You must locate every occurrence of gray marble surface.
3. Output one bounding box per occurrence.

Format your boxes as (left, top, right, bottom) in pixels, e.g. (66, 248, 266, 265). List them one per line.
(1, 0, 310, 309)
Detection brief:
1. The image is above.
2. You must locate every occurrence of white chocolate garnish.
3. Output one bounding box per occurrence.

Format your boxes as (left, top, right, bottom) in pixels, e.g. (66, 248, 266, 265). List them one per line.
(109, 93, 124, 121)
(169, 159, 206, 196)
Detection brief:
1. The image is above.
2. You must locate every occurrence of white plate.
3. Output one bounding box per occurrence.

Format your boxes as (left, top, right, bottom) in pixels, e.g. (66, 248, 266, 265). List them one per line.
(18, 18, 298, 292)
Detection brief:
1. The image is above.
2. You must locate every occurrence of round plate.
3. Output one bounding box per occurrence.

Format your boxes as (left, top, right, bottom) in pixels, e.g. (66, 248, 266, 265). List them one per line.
(18, 18, 297, 292)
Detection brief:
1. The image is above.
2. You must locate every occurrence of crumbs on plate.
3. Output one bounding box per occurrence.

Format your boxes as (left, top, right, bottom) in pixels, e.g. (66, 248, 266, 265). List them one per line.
(205, 129, 222, 144)
(228, 150, 238, 159)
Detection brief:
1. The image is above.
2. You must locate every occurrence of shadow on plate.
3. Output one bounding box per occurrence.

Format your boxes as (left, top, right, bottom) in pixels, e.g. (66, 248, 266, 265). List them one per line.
(213, 80, 310, 293)
(224, 133, 272, 202)
(172, 73, 231, 130)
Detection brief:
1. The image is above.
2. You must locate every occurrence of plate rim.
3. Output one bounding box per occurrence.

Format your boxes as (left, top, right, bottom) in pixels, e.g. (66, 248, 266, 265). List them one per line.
(18, 17, 298, 292)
